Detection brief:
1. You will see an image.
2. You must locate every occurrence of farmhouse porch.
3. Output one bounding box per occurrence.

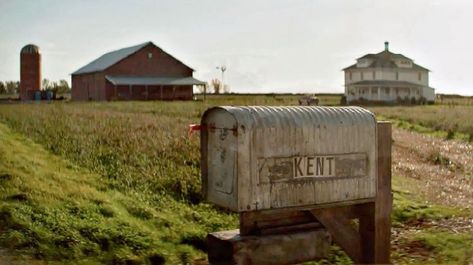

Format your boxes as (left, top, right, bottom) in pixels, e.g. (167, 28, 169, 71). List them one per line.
(347, 80, 423, 103)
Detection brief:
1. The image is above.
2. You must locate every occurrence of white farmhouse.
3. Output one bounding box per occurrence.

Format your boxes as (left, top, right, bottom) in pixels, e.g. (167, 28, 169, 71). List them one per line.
(343, 42, 435, 104)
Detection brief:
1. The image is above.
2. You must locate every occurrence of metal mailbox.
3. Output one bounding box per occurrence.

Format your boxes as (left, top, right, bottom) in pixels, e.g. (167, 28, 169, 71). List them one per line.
(201, 106, 377, 212)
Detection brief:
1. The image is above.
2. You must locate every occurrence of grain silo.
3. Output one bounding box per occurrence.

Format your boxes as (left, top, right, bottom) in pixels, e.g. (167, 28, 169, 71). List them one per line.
(20, 44, 41, 100)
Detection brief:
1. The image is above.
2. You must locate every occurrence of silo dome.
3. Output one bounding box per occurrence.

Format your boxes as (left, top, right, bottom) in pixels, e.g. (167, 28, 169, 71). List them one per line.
(21, 44, 40, 54)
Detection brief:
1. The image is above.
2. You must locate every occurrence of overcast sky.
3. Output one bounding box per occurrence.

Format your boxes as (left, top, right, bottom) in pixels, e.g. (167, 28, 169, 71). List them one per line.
(0, 0, 471, 95)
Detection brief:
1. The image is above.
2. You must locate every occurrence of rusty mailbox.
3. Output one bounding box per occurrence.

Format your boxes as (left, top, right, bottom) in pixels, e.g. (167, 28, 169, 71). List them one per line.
(201, 106, 377, 212)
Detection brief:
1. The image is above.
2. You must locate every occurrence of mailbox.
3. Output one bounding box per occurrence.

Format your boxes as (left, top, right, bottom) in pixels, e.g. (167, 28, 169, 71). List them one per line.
(201, 106, 377, 212)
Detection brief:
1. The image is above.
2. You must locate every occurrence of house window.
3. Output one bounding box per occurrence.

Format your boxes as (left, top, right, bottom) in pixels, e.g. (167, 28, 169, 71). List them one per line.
(349, 71, 352, 80)
(361, 72, 364, 80)
(396, 72, 399, 80)
(372, 71, 376, 79)
(418, 72, 421, 81)
(148, 53, 153, 59)
(371, 88, 377, 94)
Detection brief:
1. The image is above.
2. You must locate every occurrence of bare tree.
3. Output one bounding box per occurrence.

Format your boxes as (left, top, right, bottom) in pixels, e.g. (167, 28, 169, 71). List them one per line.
(211, 78, 221, 94)
(196, 83, 209, 94)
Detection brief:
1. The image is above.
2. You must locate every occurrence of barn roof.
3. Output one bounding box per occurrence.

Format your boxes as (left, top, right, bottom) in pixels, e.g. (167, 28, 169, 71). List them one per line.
(72, 41, 194, 75)
(105, 75, 206, 86)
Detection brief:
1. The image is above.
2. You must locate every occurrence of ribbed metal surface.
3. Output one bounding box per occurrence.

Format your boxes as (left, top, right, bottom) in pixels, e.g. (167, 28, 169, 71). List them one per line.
(201, 106, 377, 212)
(21, 44, 39, 54)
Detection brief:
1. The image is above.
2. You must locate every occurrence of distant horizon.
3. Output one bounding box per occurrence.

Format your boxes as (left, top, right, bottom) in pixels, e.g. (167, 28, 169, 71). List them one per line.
(1, 1, 473, 96)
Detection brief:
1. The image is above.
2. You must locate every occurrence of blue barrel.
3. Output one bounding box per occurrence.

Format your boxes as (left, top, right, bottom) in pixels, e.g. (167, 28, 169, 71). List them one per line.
(46, 90, 53, 101)
(34, 91, 41, 101)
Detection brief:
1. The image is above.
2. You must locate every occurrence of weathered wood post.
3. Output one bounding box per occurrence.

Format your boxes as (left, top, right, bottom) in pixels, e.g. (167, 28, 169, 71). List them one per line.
(200, 106, 392, 265)
(375, 121, 392, 264)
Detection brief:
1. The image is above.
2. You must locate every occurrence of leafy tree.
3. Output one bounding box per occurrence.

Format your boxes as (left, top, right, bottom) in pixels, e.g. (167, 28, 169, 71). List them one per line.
(56, 79, 70, 94)
(42, 78, 70, 94)
(4, 81, 19, 94)
(0, 81, 5, 94)
(42, 78, 51, 90)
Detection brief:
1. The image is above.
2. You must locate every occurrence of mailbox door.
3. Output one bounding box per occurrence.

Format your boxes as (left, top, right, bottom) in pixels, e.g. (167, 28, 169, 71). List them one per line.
(203, 109, 239, 211)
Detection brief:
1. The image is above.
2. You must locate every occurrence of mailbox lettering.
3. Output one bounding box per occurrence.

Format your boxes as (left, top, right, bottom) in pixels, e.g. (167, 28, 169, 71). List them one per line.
(259, 153, 367, 183)
(294, 156, 335, 178)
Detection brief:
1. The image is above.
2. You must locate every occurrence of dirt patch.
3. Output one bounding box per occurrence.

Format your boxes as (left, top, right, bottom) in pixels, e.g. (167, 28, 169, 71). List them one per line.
(393, 128, 473, 210)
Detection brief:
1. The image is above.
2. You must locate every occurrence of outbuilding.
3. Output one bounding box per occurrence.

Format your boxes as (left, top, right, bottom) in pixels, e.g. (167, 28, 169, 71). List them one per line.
(71, 41, 205, 101)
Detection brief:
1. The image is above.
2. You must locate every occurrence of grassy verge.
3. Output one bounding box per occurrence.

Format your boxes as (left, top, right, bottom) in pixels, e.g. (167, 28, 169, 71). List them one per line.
(368, 105, 473, 142)
(391, 174, 473, 264)
(0, 122, 236, 264)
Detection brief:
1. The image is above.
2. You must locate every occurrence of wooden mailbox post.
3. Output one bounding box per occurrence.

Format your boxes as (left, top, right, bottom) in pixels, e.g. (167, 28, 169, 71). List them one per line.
(201, 106, 392, 265)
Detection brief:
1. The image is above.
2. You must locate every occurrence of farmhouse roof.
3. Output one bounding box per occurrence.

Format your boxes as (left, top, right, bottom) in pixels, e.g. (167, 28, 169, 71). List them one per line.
(343, 44, 430, 71)
(105, 75, 206, 86)
(72, 41, 194, 75)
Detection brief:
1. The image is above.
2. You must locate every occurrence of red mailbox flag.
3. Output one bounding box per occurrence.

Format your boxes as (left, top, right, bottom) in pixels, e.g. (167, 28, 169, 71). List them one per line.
(188, 124, 202, 138)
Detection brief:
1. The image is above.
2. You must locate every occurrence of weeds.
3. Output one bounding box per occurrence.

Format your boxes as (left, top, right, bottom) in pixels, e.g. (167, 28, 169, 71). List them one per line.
(369, 105, 473, 142)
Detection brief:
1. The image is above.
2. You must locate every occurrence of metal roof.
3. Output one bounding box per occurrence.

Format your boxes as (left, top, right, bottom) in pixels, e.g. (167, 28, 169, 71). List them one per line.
(349, 80, 423, 87)
(21, 44, 39, 54)
(72, 41, 195, 75)
(105, 75, 206, 86)
(203, 106, 376, 130)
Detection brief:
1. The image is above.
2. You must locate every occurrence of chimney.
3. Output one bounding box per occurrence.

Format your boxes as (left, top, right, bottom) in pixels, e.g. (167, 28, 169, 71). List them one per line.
(384, 41, 389, 51)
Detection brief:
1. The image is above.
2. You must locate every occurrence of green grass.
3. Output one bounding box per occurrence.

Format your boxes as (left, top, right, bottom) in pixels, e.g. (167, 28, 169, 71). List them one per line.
(0, 97, 471, 264)
(394, 229, 473, 265)
(0, 122, 236, 264)
(368, 105, 473, 142)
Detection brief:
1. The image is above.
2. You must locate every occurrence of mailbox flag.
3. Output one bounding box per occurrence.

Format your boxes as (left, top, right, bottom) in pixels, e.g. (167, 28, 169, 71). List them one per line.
(188, 124, 202, 137)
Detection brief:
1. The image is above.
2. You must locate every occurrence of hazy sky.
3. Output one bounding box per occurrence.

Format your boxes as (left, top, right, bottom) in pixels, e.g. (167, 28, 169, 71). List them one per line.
(0, 0, 472, 95)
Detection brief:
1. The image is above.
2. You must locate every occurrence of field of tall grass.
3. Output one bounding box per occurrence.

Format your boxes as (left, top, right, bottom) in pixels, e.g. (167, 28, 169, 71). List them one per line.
(368, 105, 473, 141)
(0, 96, 471, 264)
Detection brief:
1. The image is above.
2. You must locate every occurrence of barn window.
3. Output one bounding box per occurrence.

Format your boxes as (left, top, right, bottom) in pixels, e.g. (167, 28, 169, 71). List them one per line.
(148, 53, 153, 59)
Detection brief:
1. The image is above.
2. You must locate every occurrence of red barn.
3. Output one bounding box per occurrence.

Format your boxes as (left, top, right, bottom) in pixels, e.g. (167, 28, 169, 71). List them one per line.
(71, 42, 205, 101)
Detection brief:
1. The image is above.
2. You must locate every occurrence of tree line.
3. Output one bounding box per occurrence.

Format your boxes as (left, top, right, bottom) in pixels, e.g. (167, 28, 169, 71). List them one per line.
(0, 79, 70, 94)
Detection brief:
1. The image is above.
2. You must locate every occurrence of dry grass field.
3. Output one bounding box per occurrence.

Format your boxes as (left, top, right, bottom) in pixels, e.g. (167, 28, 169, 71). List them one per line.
(0, 95, 471, 264)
